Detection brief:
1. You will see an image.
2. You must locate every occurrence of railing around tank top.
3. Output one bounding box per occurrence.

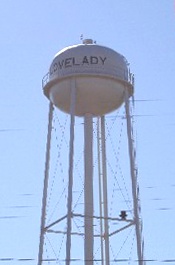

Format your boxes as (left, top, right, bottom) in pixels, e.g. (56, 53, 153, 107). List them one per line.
(42, 68, 134, 88)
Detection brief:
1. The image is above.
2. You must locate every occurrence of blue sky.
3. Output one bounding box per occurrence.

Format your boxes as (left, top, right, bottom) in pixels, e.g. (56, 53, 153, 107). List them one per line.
(0, 0, 175, 264)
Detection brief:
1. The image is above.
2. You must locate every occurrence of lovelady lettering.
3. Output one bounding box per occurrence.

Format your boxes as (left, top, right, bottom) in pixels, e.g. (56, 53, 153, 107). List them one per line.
(50, 56, 107, 75)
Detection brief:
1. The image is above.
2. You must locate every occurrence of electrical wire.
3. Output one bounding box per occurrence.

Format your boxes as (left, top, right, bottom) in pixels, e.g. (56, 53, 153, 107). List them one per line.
(1, 257, 175, 263)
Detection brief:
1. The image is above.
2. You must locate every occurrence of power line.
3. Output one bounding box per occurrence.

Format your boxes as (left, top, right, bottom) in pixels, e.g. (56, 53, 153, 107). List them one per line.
(1, 258, 175, 263)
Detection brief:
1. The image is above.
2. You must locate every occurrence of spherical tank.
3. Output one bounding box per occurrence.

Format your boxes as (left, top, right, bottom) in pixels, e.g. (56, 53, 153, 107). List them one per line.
(43, 39, 134, 117)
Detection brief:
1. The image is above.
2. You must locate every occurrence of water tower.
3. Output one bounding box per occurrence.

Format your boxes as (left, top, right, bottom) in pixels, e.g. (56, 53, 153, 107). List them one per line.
(38, 39, 145, 265)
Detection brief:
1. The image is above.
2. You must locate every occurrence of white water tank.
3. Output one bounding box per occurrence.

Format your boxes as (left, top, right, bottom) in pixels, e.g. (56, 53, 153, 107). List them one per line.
(43, 39, 133, 116)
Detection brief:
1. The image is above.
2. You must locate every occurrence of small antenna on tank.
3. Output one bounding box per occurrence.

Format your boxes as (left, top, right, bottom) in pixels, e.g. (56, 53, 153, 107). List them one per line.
(80, 34, 83, 42)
